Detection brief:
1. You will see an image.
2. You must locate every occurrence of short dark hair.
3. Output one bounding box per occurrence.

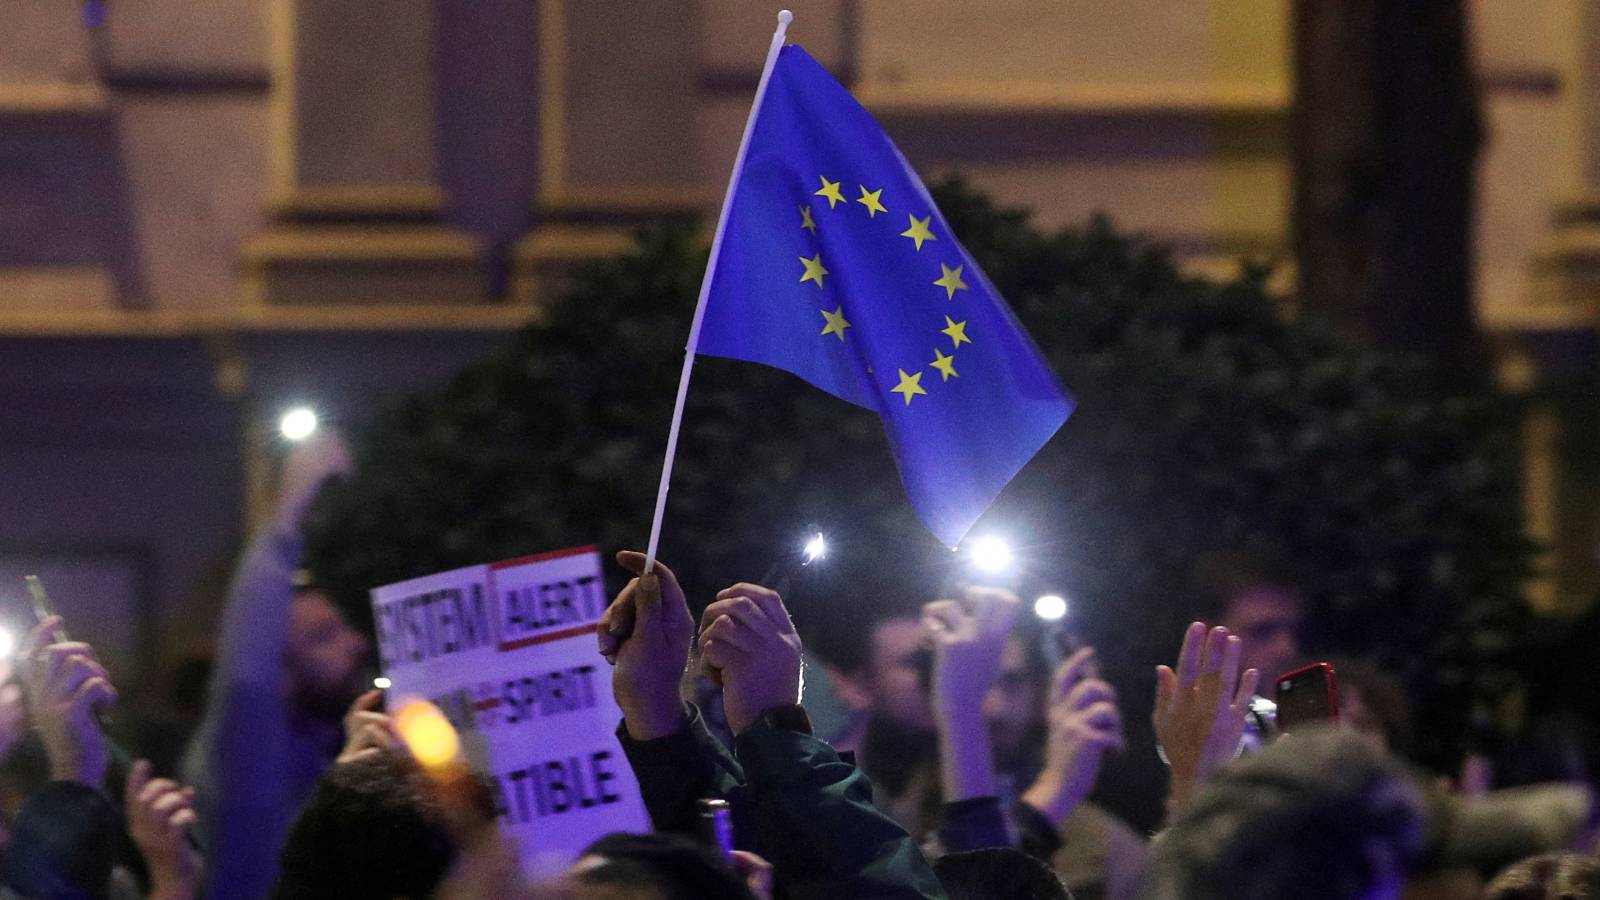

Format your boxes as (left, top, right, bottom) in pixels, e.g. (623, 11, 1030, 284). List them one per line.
(1486, 853, 1600, 900)
(804, 557, 940, 673)
(573, 832, 757, 900)
(1145, 727, 1428, 900)
(933, 848, 1073, 900)
(1190, 550, 1302, 620)
(271, 756, 456, 900)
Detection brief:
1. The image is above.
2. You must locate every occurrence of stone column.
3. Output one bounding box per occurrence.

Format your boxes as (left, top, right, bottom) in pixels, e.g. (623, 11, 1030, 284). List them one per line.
(243, 0, 482, 306)
(509, 0, 709, 307)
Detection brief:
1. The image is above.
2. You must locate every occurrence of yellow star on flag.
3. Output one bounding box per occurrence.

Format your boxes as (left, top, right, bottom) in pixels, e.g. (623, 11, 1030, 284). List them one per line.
(901, 214, 936, 251)
(799, 253, 829, 288)
(800, 205, 817, 232)
(942, 315, 971, 348)
(815, 176, 845, 208)
(856, 185, 887, 217)
(933, 263, 969, 300)
(930, 347, 958, 381)
(891, 368, 927, 405)
(819, 306, 852, 341)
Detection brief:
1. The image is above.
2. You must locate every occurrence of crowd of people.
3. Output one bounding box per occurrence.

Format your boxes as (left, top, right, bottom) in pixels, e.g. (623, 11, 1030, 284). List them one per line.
(0, 435, 1596, 900)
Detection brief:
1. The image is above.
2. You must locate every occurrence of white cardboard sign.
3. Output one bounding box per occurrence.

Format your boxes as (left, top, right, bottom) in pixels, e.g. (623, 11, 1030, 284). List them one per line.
(371, 546, 651, 876)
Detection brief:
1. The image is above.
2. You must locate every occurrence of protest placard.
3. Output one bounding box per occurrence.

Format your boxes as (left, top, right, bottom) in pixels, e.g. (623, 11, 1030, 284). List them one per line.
(371, 546, 651, 876)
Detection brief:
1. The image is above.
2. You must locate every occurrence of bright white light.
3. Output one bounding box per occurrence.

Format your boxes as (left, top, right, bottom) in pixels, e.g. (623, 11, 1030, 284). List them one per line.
(279, 407, 319, 441)
(372, 676, 392, 690)
(1034, 594, 1068, 621)
(803, 533, 827, 564)
(0, 627, 15, 660)
(969, 537, 1014, 574)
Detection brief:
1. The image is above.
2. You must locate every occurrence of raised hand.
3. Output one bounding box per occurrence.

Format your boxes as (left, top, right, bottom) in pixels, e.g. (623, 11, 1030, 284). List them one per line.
(601, 552, 696, 740)
(276, 430, 352, 528)
(19, 615, 115, 787)
(337, 689, 404, 765)
(1021, 646, 1125, 823)
(921, 587, 1023, 717)
(1153, 622, 1259, 820)
(126, 759, 204, 900)
(697, 583, 803, 735)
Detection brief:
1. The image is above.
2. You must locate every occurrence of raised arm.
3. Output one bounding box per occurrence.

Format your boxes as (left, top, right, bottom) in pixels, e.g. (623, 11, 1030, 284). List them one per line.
(700, 583, 947, 900)
(1152, 622, 1259, 823)
(605, 551, 746, 837)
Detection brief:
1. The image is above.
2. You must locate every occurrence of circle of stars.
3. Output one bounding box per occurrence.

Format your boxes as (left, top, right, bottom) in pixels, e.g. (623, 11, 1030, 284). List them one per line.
(798, 173, 974, 407)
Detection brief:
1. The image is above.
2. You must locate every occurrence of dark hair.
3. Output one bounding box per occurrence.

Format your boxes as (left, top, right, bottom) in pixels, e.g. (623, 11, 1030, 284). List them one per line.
(1190, 550, 1302, 620)
(1327, 657, 1415, 757)
(1486, 853, 1600, 900)
(573, 832, 757, 900)
(271, 756, 456, 900)
(1144, 727, 1428, 900)
(804, 555, 940, 673)
(933, 848, 1073, 900)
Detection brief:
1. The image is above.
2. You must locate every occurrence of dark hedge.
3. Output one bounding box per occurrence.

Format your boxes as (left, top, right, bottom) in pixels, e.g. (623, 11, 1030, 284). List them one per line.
(303, 181, 1533, 767)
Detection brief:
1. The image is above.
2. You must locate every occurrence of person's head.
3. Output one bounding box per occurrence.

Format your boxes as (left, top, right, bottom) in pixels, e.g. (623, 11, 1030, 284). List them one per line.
(271, 756, 456, 900)
(982, 620, 1052, 770)
(1328, 659, 1413, 757)
(1145, 727, 1429, 900)
(934, 847, 1072, 900)
(561, 832, 758, 900)
(1195, 552, 1303, 687)
(287, 582, 371, 719)
(809, 566, 941, 732)
(1485, 853, 1600, 900)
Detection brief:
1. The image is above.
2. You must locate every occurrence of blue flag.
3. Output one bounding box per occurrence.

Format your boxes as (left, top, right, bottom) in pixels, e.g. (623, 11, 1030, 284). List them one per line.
(696, 46, 1073, 548)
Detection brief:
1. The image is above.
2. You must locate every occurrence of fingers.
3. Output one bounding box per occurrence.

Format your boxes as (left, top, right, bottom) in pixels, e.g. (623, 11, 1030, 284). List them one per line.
(1218, 633, 1243, 703)
(731, 850, 775, 900)
(1232, 668, 1260, 711)
(700, 595, 770, 638)
(20, 616, 62, 664)
(39, 643, 103, 695)
(69, 676, 115, 723)
(129, 767, 199, 839)
(963, 586, 1022, 637)
(1153, 664, 1176, 719)
(127, 758, 152, 802)
(1077, 699, 1119, 728)
(1052, 646, 1098, 702)
(1200, 626, 1229, 674)
(700, 629, 748, 672)
(1175, 622, 1206, 688)
(920, 599, 967, 642)
(598, 578, 638, 661)
(1063, 676, 1115, 713)
(616, 552, 691, 637)
(348, 688, 382, 717)
(715, 583, 791, 635)
(700, 615, 757, 655)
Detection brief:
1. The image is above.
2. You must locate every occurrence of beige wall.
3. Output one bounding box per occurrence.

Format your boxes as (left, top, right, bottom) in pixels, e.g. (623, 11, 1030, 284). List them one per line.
(0, 1, 1595, 614)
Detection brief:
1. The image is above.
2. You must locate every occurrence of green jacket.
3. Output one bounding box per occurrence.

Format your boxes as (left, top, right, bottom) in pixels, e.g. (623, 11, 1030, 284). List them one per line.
(617, 704, 947, 900)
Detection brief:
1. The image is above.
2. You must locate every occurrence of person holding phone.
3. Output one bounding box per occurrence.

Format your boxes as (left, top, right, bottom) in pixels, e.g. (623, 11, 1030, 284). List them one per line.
(181, 432, 372, 900)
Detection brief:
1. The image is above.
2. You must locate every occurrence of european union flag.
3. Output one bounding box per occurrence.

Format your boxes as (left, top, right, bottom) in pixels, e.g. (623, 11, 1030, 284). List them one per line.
(697, 46, 1073, 548)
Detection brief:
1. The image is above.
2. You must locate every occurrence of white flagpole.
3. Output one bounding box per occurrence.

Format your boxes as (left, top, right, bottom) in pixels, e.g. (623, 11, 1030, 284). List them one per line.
(644, 10, 794, 573)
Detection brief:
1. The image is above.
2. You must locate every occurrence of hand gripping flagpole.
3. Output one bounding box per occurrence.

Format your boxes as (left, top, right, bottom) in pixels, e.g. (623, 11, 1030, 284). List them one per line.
(643, 10, 794, 573)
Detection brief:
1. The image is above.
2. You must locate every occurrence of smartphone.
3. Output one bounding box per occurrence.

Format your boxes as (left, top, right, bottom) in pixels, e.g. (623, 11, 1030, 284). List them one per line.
(25, 576, 69, 642)
(1274, 662, 1338, 733)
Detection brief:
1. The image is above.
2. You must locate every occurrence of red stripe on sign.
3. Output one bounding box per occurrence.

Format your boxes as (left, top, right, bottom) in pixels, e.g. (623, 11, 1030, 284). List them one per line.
(473, 697, 503, 710)
(498, 622, 599, 651)
(490, 545, 600, 570)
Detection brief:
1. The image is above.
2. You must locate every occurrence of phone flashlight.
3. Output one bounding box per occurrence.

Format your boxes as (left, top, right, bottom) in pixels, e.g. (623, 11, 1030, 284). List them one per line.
(278, 406, 319, 442)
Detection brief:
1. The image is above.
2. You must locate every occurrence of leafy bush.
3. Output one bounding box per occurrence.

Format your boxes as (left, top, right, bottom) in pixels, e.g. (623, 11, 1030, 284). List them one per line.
(303, 181, 1532, 766)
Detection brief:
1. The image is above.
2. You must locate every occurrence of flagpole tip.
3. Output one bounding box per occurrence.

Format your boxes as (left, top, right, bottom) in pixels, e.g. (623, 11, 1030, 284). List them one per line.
(778, 10, 793, 26)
